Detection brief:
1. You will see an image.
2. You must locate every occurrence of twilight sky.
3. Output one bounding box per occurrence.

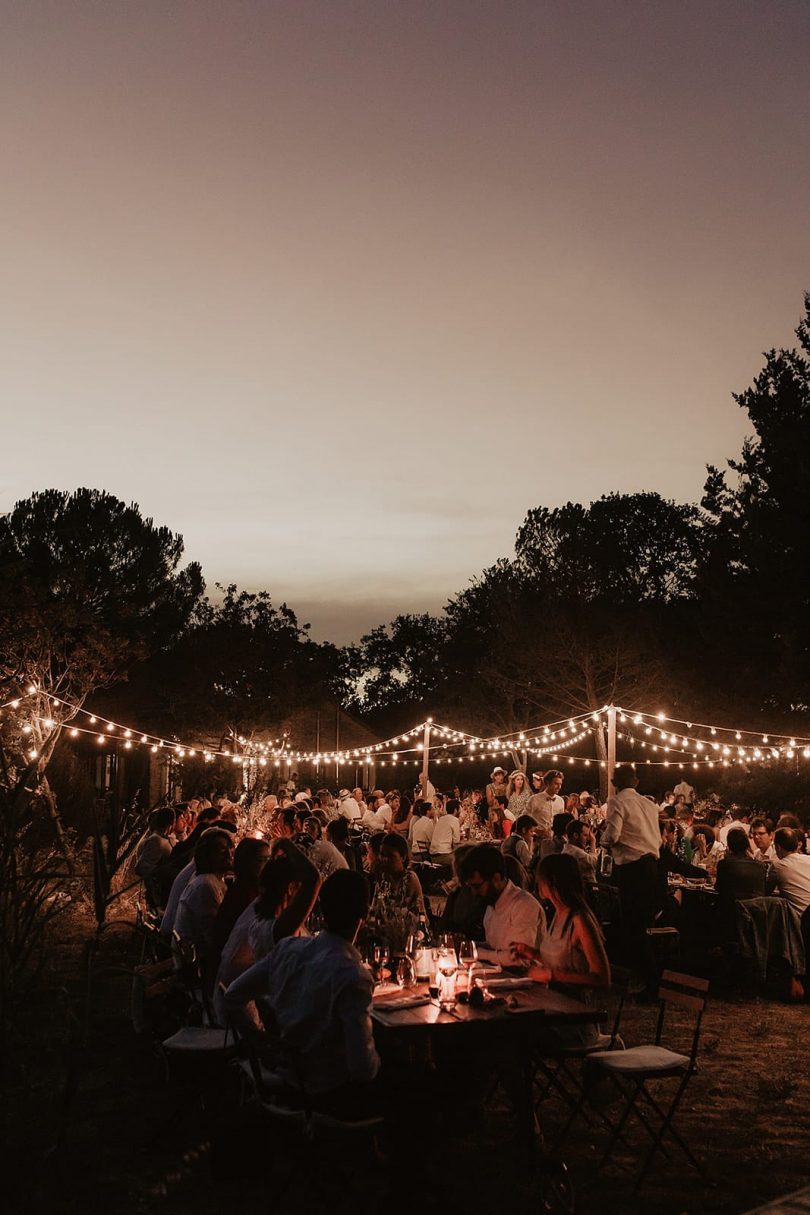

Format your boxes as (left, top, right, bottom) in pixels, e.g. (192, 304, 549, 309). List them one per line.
(2, 1, 808, 641)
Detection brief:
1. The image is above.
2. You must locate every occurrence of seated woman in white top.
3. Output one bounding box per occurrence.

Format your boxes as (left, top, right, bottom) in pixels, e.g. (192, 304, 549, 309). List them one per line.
(511, 852, 610, 1046)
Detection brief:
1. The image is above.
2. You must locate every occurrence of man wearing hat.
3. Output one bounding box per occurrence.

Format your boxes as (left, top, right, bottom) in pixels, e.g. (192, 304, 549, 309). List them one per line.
(485, 766, 509, 816)
(526, 769, 564, 836)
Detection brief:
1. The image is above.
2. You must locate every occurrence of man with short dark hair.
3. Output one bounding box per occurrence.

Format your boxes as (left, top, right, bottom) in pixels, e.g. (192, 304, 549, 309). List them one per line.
(527, 769, 564, 835)
(769, 828, 810, 916)
(231, 870, 380, 1114)
(460, 844, 543, 965)
(750, 818, 776, 863)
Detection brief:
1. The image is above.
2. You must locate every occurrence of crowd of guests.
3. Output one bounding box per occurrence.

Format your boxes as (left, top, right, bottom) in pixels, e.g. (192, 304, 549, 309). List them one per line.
(131, 765, 810, 1115)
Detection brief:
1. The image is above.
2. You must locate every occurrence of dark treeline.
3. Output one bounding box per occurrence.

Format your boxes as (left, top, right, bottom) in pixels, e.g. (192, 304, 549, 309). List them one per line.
(2, 296, 810, 809)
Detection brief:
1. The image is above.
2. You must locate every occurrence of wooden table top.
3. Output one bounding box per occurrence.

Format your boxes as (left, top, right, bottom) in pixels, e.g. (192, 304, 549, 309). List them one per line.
(371, 981, 603, 1031)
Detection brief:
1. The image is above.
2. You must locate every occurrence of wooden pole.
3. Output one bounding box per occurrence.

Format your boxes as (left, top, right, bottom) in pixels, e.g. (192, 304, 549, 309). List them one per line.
(606, 705, 617, 794)
(420, 721, 432, 800)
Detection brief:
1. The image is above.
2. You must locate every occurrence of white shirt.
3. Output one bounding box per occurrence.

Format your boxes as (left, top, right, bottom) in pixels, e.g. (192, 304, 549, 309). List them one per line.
(213, 901, 260, 1027)
(601, 787, 660, 865)
(340, 797, 364, 822)
(526, 792, 562, 832)
(752, 844, 776, 863)
(226, 931, 379, 1094)
(309, 839, 349, 878)
(173, 873, 227, 952)
(562, 841, 598, 879)
(409, 816, 435, 852)
(361, 805, 391, 831)
(719, 819, 750, 847)
(431, 814, 460, 856)
(770, 852, 810, 915)
(134, 831, 172, 878)
(480, 880, 544, 966)
(160, 859, 195, 936)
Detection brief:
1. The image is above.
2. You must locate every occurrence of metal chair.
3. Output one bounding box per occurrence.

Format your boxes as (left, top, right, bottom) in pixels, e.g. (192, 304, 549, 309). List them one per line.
(533, 965, 630, 1148)
(583, 969, 710, 1191)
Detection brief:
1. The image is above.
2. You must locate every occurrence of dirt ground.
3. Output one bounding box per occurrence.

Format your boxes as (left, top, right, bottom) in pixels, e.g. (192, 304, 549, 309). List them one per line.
(4, 901, 808, 1215)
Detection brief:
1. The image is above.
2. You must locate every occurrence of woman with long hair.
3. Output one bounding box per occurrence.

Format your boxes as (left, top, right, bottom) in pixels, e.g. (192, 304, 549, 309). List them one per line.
(512, 852, 610, 993)
(507, 770, 531, 819)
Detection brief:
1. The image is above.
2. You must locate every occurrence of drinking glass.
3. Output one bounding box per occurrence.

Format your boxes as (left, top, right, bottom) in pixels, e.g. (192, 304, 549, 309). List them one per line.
(457, 937, 478, 972)
(396, 956, 417, 989)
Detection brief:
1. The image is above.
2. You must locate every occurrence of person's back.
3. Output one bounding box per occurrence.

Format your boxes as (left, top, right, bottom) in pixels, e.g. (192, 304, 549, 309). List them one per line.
(770, 828, 810, 915)
(716, 855, 767, 902)
(264, 870, 379, 1104)
(715, 836, 768, 943)
(266, 932, 377, 1093)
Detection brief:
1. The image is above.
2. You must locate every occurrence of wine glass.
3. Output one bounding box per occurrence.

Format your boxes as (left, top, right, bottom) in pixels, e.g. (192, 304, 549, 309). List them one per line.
(457, 937, 478, 974)
(396, 956, 417, 989)
(373, 943, 390, 984)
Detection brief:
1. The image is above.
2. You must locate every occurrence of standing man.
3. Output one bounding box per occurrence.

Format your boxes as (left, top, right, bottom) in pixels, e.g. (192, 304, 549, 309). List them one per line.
(527, 769, 564, 835)
(601, 764, 660, 995)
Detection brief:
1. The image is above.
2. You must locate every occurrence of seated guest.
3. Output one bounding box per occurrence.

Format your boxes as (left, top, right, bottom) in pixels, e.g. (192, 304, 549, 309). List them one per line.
(562, 818, 598, 883)
(460, 844, 544, 966)
(225, 870, 380, 1115)
(657, 818, 706, 913)
(134, 807, 176, 878)
(768, 828, 810, 916)
(362, 792, 391, 831)
(502, 814, 536, 872)
(173, 828, 235, 955)
(439, 845, 486, 941)
(512, 853, 610, 994)
(691, 823, 725, 880)
(309, 819, 350, 878)
(431, 799, 461, 862)
(250, 838, 320, 958)
(206, 837, 271, 988)
(749, 818, 776, 863)
(214, 840, 320, 1027)
(539, 812, 574, 861)
(363, 831, 387, 888)
(159, 820, 237, 937)
(326, 815, 357, 870)
(408, 800, 435, 856)
(377, 833, 426, 916)
(714, 828, 767, 943)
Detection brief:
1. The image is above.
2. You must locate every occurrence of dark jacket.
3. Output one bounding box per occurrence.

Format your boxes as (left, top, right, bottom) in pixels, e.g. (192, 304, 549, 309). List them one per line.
(715, 856, 767, 942)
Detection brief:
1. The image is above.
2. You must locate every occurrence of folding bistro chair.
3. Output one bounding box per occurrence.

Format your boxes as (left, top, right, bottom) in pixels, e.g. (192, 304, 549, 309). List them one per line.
(583, 969, 709, 1191)
(533, 965, 630, 1148)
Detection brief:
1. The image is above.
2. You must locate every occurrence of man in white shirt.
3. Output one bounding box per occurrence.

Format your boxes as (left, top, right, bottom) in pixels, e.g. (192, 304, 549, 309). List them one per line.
(226, 869, 380, 1115)
(769, 828, 810, 915)
(340, 788, 365, 822)
(408, 801, 435, 856)
(719, 811, 751, 848)
(361, 792, 391, 831)
(562, 819, 598, 883)
(430, 799, 461, 861)
(526, 770, 564, 835)
(601, 764, 661, 992)
(673, 777, 695, 804)
(750, 818, 776, 863)
(460, 844, 543, 966)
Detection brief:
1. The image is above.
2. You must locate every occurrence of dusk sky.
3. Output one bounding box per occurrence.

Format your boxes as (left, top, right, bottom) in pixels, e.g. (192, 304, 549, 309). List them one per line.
(2, 1, 808, 642)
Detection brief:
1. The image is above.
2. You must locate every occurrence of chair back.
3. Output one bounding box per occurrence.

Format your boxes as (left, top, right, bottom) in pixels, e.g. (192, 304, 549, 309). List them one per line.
(655, 970, 709, 1066)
